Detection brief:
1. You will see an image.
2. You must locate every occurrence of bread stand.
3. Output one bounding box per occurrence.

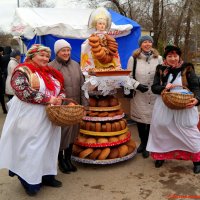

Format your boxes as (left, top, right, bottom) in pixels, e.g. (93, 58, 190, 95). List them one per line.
(72, 73, 137, 165)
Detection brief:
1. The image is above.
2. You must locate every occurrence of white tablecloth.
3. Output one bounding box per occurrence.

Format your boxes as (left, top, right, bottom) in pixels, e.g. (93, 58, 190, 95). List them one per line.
(82, 75, 134, 98)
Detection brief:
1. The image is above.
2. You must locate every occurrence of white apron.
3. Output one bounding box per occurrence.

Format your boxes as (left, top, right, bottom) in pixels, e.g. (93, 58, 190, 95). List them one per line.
(147, 73, 200, 153)
(0, 73, 61, 184)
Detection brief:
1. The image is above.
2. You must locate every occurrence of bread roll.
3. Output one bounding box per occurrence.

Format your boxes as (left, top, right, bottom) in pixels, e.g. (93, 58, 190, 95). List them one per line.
(127, 146, 135, 154)
(106, 123, 112, 132)
(126, 140, 136, 149)
(108, 137, 118, 143)
(79, 148, 94, 158)
(97, 99, 109, 107)
(89, 149, 102, 159)
(98, 112, 109, 117)
(97, 137, 109, 143)
(108, 148, 119, 159)
(78, 135, 87, 143)
(109, 97, 119, 107)
(111, 123, 116, 132)
(119, 120, 126, 130)
(95, 122, 101, 132)
(118, 133, 127, 141)
(118, 145, 129, 158)
(72, 145, 83, 156)
(98, 148, 111, 160)
(114, 122, 121, 131)
(101, 124, 107, 132)
(86, 137, 96, 144)
(89, 97, 97, 107)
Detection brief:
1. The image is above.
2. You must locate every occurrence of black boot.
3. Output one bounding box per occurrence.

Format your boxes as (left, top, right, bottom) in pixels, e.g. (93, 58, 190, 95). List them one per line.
(155, 160, 164, 168)
(137, 123, 150, 158)
(193, 162, 200, 174)
(58, 150, 70, 174)
(64, 144, 77, 172)
(42, 175, 62, 187)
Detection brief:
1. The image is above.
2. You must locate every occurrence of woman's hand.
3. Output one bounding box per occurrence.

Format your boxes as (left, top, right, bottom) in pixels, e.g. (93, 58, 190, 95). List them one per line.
(186, 98, 198, 109)
(165, 83, 174, 90)
(49, 96, 62, 105)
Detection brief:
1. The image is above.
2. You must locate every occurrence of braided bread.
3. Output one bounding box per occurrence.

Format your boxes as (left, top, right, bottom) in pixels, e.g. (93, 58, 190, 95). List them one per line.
(89, 33, 119, 66)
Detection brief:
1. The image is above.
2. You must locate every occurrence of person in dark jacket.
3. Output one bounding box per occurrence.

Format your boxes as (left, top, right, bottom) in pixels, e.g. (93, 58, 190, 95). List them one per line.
(0, 46, 8, 113)
(147, 45, 200, 174)
(49, 39, 88, 174)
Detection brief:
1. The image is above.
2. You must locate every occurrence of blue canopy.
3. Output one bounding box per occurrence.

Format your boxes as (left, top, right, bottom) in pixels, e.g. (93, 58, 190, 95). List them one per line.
(22, 9, 141, 69)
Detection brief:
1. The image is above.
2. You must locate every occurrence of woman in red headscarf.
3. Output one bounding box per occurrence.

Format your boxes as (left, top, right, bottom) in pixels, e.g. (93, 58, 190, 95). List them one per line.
(0, 44, 65, 196)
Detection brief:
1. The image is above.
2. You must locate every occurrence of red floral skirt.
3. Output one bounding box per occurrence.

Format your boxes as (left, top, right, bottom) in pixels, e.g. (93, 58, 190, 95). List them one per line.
(151, 150, 200, 162)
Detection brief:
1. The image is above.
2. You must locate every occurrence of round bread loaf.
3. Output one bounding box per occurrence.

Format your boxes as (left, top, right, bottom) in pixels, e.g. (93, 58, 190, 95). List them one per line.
(118, 145, 129, 158)
(80, 121, 86, 129)
(114, 122, 121, 131)
(118, 133, 127, 141)
(89, 111, 99, 117)
(95, 122, 101, 132)
(98, 112, 109, 117)
(89, 97, 97, 107)
(97, 99, 109, 107)
(89, 149, 102, 159)
(108, 112, 116, 117)
(109, 97, 119, 107)
(72, 145, 83, 156)
(108, 148, 119, 159)
(115, 109, 124, 115)
(85, 122, 91, 131)
(101, 124, 107, 132)
(78, 135, 87, 143)
(106, 123, 112, 132)
(79, 148, 94, 158)
(126, 140, 136, 149)
(97, 137, 109, 143)
(108, 137, 119, 143)
(86, 137, 97, 144)
(90, 122, 96, 131)
(119, 120, 126, 130)
(127, 146, 135, 154)
(111, 123, 116, 132)
(98, 147, 111, 160)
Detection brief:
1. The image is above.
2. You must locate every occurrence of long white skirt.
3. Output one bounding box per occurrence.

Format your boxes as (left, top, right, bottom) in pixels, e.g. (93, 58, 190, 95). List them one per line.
(0, 96, 61, 184)
(147, 96, 200, 153)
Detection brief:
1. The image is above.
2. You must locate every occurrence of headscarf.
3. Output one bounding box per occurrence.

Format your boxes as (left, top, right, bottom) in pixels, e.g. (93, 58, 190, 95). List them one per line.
(25, 44, 51, 61)
(20, 44, 64, 91)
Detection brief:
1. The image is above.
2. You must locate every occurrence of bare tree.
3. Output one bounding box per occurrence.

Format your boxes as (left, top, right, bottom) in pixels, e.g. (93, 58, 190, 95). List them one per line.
(22, 0, 55, 8)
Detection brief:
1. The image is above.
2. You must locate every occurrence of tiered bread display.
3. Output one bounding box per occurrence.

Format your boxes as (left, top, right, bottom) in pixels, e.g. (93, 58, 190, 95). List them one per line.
(72, 95, 137, 164)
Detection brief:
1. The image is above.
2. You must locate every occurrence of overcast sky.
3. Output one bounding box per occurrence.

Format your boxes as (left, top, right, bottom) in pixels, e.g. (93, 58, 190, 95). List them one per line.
(0, 0, 90, 32)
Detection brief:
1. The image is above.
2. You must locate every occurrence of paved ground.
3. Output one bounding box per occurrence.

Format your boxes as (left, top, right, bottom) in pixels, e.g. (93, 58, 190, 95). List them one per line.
(0, 109, 200, 200)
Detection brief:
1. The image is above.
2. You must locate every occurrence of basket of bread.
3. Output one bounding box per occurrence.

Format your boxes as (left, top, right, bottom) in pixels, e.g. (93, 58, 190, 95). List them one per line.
(161, 85, 194, 110)
(46, 98, 85, 126)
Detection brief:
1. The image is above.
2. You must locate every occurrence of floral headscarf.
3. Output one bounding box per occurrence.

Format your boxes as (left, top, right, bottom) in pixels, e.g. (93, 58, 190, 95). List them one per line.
(25, 44, 51, 61)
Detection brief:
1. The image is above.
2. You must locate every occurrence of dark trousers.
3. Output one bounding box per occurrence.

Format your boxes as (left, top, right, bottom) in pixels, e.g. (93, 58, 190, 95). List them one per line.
(136, 122, 150, 147)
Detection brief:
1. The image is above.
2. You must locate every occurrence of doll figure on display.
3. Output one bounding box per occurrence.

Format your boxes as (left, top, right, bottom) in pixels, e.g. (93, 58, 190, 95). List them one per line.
(81, 7, 121, 74)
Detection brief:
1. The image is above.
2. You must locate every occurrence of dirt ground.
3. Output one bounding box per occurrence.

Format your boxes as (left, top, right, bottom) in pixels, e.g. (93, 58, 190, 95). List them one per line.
(0, 110, 200, 200)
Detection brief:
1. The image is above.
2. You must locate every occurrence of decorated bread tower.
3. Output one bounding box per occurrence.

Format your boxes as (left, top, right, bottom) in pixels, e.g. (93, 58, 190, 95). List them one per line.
(72, 7, 136, 164)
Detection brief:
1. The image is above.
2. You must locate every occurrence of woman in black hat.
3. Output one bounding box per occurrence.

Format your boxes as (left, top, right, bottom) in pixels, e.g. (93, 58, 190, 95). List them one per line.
(147, 45, 200, 174)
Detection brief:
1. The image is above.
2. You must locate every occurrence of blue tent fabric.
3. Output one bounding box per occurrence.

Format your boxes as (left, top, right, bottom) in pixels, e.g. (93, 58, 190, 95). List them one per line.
(22, 9, 141, 69)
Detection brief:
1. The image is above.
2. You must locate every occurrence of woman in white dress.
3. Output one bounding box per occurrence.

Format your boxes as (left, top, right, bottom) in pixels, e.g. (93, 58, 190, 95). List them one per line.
(147, 45, 200, 174)
(0, 44, 65, 196)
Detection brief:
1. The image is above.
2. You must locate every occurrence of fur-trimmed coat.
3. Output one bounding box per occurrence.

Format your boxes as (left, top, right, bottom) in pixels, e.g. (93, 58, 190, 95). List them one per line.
(127, 48, 163, 124)
(151, 62, 200, 105)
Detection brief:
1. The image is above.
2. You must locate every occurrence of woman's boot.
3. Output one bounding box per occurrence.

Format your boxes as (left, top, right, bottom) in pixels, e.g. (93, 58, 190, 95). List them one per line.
(64, 144, 77, 172)
(155, 160, 164, 168)
(58, 150, 70, 174)
(193, 162, 200, 174)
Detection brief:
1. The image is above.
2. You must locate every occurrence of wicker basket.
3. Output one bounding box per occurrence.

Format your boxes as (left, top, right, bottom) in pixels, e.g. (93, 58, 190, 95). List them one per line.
(46, 98, 85, 126)
(161, 85, 194, 110)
